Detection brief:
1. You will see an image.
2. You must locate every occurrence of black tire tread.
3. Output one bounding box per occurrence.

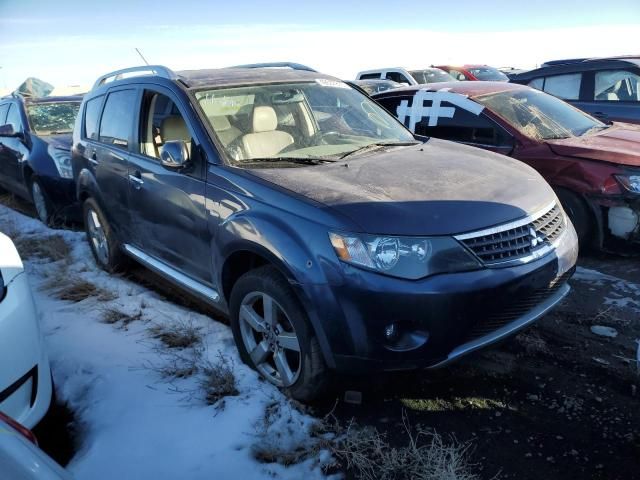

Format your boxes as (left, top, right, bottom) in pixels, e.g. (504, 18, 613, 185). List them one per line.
(83, 197, 129, 273)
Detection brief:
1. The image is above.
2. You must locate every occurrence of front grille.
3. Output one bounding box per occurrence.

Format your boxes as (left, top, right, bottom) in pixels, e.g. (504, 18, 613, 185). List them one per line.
(465, 269, 574, 341)
(457, 203, 566, 267)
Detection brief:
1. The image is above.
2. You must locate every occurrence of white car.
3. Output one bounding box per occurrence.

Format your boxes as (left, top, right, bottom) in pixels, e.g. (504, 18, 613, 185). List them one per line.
(0, 232, 52, 429)
(0, 412, 72, 480)
(355, 66, 456, 86)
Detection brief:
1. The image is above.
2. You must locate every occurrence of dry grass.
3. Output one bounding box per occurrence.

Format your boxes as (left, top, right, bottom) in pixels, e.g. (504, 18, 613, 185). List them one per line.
(200, 354, 239, 405)
(101, 307, 143, 327)
(149, 320, 202, 349)
(252, 407, 481, 480)
(13, 234, 71, 262)
(44, 275, 115, 303)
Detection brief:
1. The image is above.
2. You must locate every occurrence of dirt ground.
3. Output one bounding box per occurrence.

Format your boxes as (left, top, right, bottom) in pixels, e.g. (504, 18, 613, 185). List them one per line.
(3, 193, 639, 479)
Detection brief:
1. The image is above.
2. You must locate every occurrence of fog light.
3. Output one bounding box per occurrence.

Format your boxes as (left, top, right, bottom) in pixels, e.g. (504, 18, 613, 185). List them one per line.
(384, 323, 399, 341)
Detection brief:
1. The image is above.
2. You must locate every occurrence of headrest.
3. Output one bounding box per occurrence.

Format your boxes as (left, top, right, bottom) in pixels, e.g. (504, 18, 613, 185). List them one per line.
(252, 106, 278, 133)
(161, 116, 190, 141)
(210, 115, 231, 131)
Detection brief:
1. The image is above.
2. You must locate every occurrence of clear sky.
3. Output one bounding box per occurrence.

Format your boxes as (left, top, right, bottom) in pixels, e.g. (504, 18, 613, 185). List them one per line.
(1, 0, 639, 91)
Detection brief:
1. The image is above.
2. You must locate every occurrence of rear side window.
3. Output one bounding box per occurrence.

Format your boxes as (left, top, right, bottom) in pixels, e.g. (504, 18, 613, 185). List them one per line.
(0, 104, 9, 125)
(84, 96, 104, 140)
(359, 73, 381, 80)
(531, 73, 582, 100)
(99, 90, 136, 149)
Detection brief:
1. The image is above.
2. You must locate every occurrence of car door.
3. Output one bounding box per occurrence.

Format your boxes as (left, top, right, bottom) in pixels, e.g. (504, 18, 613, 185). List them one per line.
(0, 103, 30, 197)
(0, 103, 10, 190)
(127, 86, 210, 284)
(91, 88, 137, 238)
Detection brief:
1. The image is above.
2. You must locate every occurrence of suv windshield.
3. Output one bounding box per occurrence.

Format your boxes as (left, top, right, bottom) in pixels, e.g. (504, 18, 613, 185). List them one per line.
(195, 80, 415, 166)
(468, 67, 509, 82)
(26, 101, 81, 135)
(409, 69, 455, 84)
(476, 89, 605, 140)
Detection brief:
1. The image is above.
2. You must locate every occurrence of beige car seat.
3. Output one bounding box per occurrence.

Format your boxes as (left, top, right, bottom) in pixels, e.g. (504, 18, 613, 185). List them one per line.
(241, 106, 294, 158)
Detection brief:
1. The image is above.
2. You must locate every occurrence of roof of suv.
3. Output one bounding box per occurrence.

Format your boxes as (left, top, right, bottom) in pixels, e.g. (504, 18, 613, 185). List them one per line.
(510, 56, 640, 81)
(176, 67, 337, 88)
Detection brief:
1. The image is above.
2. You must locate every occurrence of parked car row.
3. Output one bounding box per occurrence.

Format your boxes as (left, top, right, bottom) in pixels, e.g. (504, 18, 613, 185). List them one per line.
(0, 57, 635, 403)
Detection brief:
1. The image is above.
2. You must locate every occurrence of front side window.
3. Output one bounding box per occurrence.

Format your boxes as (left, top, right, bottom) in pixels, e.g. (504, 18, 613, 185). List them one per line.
(26, 101, 81, 135)
(476, 88, 604, 140)
(99, 90, 137, 149)
(595, 70, 640, 102)
(542, 73, 582, 100)
(468, 67, 509, 82)
(359, 73, 381, 80)
(385, 71, 411, 84)
(194, 81, 415, 167)
(140, 91, 194, 159)
(5, 104, 23, 132)
(409, 69, 455, 84)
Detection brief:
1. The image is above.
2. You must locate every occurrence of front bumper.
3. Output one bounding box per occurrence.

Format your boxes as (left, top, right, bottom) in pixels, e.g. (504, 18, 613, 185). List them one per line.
(0, 273, 52, 429)
(302, 223, 579, 374)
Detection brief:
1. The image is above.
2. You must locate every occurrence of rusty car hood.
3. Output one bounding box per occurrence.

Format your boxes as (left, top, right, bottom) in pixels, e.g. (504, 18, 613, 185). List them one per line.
(546, 124, 640, 167)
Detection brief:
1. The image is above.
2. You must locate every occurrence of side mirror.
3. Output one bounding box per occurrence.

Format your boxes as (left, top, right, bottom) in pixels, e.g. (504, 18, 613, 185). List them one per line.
(159, 140, 190, 169)
(457, 74, 466, 81)
(0, 124, 23, 138)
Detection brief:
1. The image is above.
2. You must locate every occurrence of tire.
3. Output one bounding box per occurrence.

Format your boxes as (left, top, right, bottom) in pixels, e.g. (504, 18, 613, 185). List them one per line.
(229, 265, 328, 402)
(83, 197, 129, 273)
(30, 177, 54, 225)
(556, 188, 593, 247)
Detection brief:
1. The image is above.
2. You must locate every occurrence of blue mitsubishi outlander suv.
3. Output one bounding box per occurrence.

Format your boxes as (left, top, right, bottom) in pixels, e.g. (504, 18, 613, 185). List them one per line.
(72, 65, 578, 400)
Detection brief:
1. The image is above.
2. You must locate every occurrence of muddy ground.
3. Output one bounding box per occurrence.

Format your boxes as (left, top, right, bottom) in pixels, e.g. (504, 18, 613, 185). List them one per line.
(3, 194, 639, 479)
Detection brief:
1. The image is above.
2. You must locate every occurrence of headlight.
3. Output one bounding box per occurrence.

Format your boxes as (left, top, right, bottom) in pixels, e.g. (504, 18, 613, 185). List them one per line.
(614, 174, 640, 194)
(328, 232, 481, 279)
(47, 145, 73, 179)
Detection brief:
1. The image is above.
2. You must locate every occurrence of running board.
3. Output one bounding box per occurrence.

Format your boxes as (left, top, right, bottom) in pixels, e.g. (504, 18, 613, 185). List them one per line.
(122, 244, 220, 303)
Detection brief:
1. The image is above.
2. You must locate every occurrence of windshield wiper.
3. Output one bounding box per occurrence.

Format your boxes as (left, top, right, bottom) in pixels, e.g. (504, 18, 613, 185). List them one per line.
(339, 141, 420, 160)
(580, 124, 610, 136)
(242, 156, 337, 166)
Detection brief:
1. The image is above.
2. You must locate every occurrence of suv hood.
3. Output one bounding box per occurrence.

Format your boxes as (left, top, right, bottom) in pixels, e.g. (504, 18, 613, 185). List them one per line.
(0, 233, 24, 285)
(41, 133, 72, 151)
(249, 139, 555, 236)
(546, 124, 640, 167)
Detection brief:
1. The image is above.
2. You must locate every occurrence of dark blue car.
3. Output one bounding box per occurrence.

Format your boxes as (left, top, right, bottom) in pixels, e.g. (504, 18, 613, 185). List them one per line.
(72, 65, 578, 400)
(0, 94, 82, 224)
(509, 56, 640, 125)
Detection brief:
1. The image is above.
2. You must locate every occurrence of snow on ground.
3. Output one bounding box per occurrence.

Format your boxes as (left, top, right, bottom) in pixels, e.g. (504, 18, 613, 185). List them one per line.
(0, 204, 334, 480)
(574, 266, 640, 311)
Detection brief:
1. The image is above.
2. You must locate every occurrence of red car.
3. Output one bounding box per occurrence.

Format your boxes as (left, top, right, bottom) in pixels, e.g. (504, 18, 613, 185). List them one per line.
(436, 65, 509, 82)
(373, 82, 640, 250)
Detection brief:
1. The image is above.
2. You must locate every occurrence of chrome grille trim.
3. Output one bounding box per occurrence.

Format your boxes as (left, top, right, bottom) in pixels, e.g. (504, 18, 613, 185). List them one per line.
(455, 201, 567, 267)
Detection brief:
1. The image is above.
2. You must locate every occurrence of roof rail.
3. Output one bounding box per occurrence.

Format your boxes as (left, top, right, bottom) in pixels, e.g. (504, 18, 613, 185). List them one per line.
(541, 58, 590, 67)
(92, 65, 177, 89)
(228, 62, 318, 72)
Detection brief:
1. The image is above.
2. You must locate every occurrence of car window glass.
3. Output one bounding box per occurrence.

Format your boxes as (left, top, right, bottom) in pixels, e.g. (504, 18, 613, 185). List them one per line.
(385, 72, 410, 84)
(5, 104, 23, 132)
(409, 69, 455, 84)
(84, 96, 104, 140)
(359, 73, 381, 80)
(449, 69, 466, 81)
(140, 91, 193, 159)
(542, 73, 582, 100)
(0, 104, 9, 125)
(99, 90, 136, 149)
(594, 70, 640, 102)
(528, 78, 544, 90)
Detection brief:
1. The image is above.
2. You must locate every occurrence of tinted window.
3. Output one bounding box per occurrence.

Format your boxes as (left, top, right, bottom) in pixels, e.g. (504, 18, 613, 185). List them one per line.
(99, 90, 136, 149)
(542, 73, 582, 100)
(0, 104, 9, 125)
(5, 104, 23, 132)
(595, 70, 640, 102)
(385, 72, 410, 84)
(528, 78, 544, 90)
(84, 96, 104, 140)
(359, 73, 381, 80)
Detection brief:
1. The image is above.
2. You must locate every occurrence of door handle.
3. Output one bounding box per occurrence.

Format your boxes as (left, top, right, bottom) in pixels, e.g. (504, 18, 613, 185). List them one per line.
(89, 152, 98, 165)
(593, 111, 608, 118)
(128, 171, 144, 189)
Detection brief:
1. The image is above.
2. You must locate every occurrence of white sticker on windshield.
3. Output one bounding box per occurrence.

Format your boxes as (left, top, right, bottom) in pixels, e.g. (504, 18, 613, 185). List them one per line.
(396, 89, 484, 131)
(315, 78, 350, 89)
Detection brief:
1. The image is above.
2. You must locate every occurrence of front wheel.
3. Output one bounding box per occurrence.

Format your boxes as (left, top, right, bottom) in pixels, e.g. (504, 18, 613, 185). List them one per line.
(229, 266, 328, 401)
(556, 189, 593, 247)
(83, 197, 129, 273)
(31, 178, 53, 225)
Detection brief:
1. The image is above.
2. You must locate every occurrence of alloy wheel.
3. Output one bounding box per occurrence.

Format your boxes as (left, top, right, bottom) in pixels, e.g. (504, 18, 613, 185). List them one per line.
(31, 182, 48, 223)
(238, 291, 302, 387)
(86, 208, 109, 266)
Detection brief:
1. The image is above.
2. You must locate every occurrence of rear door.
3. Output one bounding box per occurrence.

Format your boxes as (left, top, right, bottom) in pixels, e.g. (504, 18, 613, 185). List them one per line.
(0, 103, 10, 190)
(91, 88, 138, 238)
(127, 86, 210, 284)
(585, 69, 640, 124)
